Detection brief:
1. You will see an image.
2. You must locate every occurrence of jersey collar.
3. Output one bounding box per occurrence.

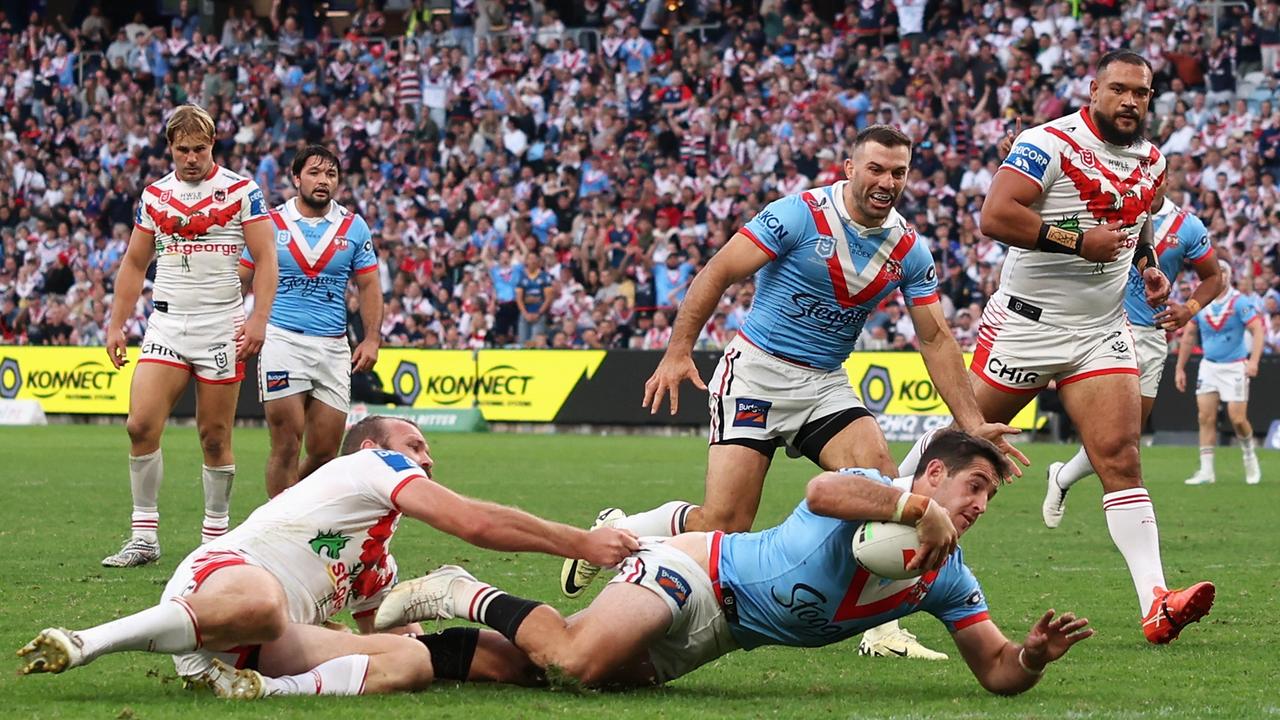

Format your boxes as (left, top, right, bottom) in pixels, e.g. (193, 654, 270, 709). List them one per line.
(1153, 197, 1175, 218)
(282, 196, 345, 223)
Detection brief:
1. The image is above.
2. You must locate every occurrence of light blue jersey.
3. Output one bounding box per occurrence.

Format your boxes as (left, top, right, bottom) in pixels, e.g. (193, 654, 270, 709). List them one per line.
(1196, 289, 1260, 363)
(713, 468, 989, 650)
(738, 182, 939, 370)
(240, 198, 376, 337)
(1124, 201, 1212, 328)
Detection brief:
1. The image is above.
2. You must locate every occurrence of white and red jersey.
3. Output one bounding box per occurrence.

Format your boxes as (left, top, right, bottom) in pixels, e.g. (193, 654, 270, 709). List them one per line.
(997, 108, 1167, 328)
(134, 164, 269, 314)
(199, 449, 427, 624)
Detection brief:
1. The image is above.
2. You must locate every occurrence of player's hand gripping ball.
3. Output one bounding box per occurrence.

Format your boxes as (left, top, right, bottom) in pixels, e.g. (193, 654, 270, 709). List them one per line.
(852, 522, 924, 580)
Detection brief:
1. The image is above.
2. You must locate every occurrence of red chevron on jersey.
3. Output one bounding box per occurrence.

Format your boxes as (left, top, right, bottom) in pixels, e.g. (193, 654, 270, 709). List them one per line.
(148, 201, 243, 241)
(801, 190, 918, 309)
(147, 178, 251, 216)
(1155, 211, 1187, 257)
(832, 564, 942, 622)
(270, 210, 356, 278)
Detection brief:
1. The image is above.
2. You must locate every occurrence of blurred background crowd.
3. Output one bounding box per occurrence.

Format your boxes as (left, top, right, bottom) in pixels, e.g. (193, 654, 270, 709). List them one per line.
(3, 0, 1280, 356)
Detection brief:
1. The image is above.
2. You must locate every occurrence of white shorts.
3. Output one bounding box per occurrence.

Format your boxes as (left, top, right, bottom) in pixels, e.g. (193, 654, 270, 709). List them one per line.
(1133, 326, 1170, 399)
(159, 548, 270, 677)
(258, 324, 352, 412)
(971, 295, 1137, 394)
(608, 539, 739, 683)
(708, 335, 869, 459)
(140, 308, 244, 383)
(1196, 359, 1249, 403)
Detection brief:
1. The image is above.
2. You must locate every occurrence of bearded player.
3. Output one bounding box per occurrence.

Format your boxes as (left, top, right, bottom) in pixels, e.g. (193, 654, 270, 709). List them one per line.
(239, 145, 382, 498)
(563, 125, 1027, 660)
(16, 416, 638, 698)
(1044, 198, 1222, 521)
(102, 104, 278, 567)
(902, 51, 1215, 643)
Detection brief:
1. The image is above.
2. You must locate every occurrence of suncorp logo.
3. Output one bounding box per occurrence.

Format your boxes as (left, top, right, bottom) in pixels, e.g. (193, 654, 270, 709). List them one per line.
(0, 357, 120, 399)
(393, 361, 534, 406)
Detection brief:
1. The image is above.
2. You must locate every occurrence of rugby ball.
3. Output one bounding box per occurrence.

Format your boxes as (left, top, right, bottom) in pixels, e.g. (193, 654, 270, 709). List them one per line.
(852, 522, 924, 580)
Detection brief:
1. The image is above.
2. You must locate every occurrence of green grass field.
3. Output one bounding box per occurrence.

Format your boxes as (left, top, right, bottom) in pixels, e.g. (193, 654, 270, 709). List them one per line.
(1, 426, 1277, 719)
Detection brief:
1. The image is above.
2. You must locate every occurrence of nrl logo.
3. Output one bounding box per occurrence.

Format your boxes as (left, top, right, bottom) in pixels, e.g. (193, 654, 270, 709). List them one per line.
(309, 530, 350, 559)
(1079, 149, 1096, 168)
(815, 235, 836, 259)
(159, 190, 172, 205)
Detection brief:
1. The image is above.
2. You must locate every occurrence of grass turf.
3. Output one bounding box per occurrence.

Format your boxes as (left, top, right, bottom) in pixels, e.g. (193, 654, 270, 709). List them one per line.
(1, 426, 1277, 719)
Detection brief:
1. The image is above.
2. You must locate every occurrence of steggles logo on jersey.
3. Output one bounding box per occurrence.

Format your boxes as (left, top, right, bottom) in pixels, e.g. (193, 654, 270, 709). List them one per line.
(309, 530, 351, 560)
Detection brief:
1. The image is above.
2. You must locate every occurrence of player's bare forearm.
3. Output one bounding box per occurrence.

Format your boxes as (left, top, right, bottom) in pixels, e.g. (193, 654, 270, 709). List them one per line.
(108, 231, 156, 330)
(805, 472, 906, 522)
(1176, 324, 1197, 372)
(244, 224, 278, 320)
(1189, 257, 1222, 310)
(356, 271, 383, 345)
(1250, 319, 1265, 365)
(976, 641, 1043, 695)
(911, 303, 986, 429)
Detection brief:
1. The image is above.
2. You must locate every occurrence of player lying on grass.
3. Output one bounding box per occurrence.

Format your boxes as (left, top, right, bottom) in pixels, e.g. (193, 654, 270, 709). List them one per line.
(16, 416, 638, 697)
(353, 431, 1091, 696)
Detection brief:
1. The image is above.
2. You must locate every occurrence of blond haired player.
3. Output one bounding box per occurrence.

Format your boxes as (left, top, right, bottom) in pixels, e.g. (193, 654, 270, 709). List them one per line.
(101, 104, 277, 567)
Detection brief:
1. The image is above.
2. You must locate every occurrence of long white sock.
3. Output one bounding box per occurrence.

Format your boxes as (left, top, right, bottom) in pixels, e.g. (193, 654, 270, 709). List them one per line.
(1240, 435, 1257, 460)
(129, 450, 163, 543)
(1199, 447, 1215, 477)
(897, 428, 942, 476)
(1102, 488, 1166, 613)
(263, 654, 370, 696)
(1056, 447, 1096, 490)
(615, 501, 694, 538)
(76, 597, 200, 663)
(202, 464, 234, 543)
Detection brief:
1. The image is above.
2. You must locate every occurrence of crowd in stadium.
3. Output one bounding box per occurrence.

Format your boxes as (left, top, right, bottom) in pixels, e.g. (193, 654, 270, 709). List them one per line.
(3, 0, 1280, 356)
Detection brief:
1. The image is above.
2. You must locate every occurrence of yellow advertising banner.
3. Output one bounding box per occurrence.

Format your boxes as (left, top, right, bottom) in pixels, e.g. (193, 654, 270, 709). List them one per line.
(372, 349, 606, 422)
(842, 352, 1041, 430)
(0, 347, 141, 414)
(476, 350, 606, 421)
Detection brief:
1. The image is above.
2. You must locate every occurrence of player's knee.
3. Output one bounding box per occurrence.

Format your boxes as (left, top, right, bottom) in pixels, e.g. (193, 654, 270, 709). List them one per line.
(550, 650, 606, 686)
(693, 505, 753, 533)
(198, 425, 231, 458)
(1198, 409, 1217, 425)
(381, 637, 434, 692)
(1090, 436, 1140, 477)
(238, 595, 287, 640)
(125, 414, 161, 444)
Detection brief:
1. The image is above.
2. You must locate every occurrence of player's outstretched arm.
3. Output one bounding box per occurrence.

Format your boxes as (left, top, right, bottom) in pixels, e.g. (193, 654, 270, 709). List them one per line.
(643, 232, 770, 415)
(395, 478, 640, 567)
(951, 610, 1093, 696)
(908, 302, 1030, 475)
(240, 218, 278, 359)
(105, 227, 157, 369)
(1155, 251, 1220, 331)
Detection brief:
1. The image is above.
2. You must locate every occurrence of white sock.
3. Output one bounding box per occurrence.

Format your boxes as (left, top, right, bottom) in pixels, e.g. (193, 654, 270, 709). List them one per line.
(1199, 447, 1215, 476)
(202, 464, 234, 543)
(263, 654, 370, 696)
(1056, 447, 1096, 490)
(860, 619, 902, 643)
(1102, 488, 1167, 613)
(76, 597, 200, 663)
(1240, 435, 1257, 460)
(129, 450, 163, 543)
(897, 428, 942, 476)
(615, 501, 694, 538)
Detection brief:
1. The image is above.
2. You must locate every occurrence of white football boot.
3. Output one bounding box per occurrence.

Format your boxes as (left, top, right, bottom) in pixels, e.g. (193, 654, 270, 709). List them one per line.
(1042, 461, 1069, 529)
(16, 628, 86, 675)
(195, 658, 266, 700)
(374, 565, 477, 631)
(857, 624, 949, 660)
(101, 536, 161, 568)
(1244, 453, 1261, 485)
(1184, 471, 1216, 485)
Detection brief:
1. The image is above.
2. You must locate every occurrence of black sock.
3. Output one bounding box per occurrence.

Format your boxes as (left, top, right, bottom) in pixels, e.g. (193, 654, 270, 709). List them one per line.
(417, 627, 480, 681)
(471, 587, 544, 643)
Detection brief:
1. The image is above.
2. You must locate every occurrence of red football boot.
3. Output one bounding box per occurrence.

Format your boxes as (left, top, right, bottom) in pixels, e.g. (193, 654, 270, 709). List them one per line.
(1142, 582, 1216, 644)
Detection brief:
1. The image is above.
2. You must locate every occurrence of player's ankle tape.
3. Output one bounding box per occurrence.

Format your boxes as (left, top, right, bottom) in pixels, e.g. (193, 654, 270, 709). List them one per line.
(418, 627, 479, 681)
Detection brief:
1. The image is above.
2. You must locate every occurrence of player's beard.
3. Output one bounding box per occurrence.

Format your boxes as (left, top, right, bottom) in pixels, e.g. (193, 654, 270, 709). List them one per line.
(299, 188, 331, 213)
(1093, 109, 1144, 146)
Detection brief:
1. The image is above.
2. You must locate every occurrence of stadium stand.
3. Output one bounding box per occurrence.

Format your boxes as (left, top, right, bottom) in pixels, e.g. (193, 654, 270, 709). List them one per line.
(2, 0, 1279, 355)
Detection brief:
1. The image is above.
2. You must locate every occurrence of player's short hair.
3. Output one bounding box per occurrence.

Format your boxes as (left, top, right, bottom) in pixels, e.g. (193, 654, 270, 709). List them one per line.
(1096, 50, 1154, 78)
(340, 415, 421, 456)
(914, 430, 1014, 484)
(852, 124, 913, 153)
(165, 104, 215, 145)
(291, 144, 343, 180)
